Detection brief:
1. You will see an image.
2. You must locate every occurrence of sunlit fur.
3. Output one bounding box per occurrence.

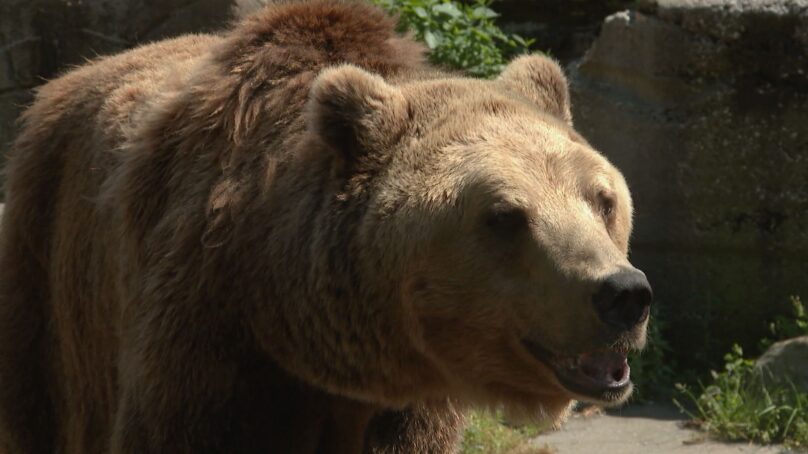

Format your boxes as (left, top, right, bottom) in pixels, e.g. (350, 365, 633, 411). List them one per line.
(361, 72, 638, 422)
(0, 1, 642, 453)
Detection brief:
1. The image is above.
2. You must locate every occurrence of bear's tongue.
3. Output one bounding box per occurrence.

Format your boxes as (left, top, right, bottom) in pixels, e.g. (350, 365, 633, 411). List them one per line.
(576, 351, 630, 388)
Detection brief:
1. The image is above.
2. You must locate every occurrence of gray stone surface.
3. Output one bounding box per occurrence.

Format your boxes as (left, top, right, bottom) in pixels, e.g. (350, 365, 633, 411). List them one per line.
(756, 336, 808, 394)
(569, 1, 808, 369)
(639, 0, 808, 54)
(536, 404, 789, 453)
(648, 0, 808, 18)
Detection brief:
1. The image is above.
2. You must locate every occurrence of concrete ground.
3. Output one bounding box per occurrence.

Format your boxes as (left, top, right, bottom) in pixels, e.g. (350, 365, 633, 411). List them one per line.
(533, 404, 795, 454)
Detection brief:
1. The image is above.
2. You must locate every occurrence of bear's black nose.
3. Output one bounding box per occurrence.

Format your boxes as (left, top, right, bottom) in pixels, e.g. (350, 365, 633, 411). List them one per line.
(593, 269, 653, 331)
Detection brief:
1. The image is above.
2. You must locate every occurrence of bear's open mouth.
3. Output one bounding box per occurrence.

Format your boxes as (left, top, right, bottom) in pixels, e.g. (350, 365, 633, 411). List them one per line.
(522, 339, 632, 403)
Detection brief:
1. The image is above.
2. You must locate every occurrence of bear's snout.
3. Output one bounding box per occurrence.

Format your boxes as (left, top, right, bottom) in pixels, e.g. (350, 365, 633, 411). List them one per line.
(592, 268, 653, 332)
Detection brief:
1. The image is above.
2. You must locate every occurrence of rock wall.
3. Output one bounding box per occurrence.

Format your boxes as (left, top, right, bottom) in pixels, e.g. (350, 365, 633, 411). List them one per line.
(570, 0, 808, 369)
(0, 0, 236, 197)
(497, 0, 635, 63)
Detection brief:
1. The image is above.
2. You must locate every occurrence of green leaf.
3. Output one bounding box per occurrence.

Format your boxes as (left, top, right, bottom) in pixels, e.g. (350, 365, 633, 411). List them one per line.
(423, 30, 439, 49)
(369, 0, 533, 78)
(511, 35, 528, 47)
(432, 2, 462, 18)
(472, 6, 497, 19)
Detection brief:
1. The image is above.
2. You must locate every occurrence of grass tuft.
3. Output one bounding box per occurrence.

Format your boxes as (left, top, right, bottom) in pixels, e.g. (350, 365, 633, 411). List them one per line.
(460, 410, 553, 454)
(675, 344, 808, 449)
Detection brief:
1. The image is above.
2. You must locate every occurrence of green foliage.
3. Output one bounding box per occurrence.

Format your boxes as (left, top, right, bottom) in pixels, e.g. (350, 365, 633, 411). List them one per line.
(628, 306, 676, 401)
(460, 410, 549, 454)
(759, 296, 808, 351)
(676, 344, 808, 449)
(370, 0, 533, 77)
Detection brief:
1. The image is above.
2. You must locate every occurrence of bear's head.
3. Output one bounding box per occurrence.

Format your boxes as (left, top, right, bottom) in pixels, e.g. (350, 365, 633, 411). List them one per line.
(268, 54, 651, 422)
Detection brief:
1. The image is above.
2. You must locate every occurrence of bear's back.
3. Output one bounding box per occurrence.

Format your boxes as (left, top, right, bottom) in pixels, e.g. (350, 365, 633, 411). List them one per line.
(0, 33, 220, 453)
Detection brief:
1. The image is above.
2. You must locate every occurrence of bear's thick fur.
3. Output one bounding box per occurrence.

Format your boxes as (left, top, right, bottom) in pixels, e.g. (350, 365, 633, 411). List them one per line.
(0, 1, 649, 453)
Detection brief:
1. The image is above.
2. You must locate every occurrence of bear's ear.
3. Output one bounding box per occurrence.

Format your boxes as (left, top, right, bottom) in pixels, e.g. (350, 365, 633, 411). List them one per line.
(306, 64, 408, 163)
(497, 54, 572, 125)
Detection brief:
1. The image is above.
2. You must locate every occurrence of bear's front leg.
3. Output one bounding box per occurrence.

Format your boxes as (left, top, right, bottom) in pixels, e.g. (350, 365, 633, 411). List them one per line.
(110, 323, 374, 454)
(364, 400, 465, 454)
(110, 333, 246, 454)
(107, 292, 290, 454)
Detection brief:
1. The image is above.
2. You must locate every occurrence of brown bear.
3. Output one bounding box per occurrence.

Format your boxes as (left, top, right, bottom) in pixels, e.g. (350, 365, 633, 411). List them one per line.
(0, 1, 652, 453)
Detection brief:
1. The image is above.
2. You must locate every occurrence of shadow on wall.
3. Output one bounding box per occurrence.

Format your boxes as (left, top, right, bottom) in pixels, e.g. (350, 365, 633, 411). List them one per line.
(497, 0, 636, 64)
(0, 0, 239, 197)
(568, 0, 808, 370)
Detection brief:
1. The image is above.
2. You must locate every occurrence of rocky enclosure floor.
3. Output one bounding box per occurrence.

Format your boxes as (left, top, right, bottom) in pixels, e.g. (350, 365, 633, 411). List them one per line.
(532, 404, 794, 454)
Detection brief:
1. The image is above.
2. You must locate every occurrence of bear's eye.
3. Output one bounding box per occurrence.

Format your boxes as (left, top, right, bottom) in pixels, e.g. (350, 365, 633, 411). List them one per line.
(484, 205, 529, 235)
(598, 192, 616, 222)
